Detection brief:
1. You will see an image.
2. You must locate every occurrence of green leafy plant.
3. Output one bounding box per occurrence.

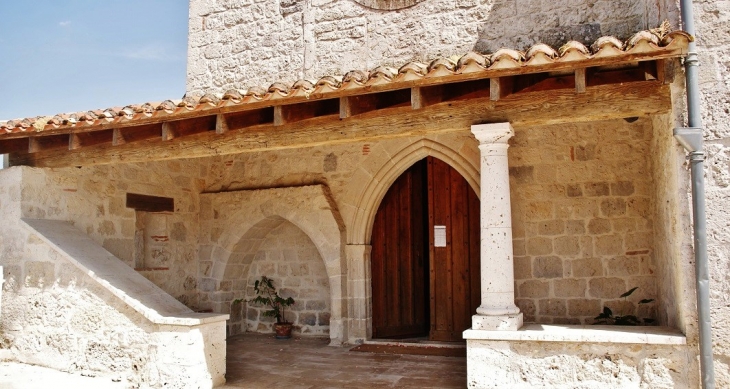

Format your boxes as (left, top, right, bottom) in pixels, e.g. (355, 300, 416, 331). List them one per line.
(236, 276, 294, 324)
(594, 287, 655, 326)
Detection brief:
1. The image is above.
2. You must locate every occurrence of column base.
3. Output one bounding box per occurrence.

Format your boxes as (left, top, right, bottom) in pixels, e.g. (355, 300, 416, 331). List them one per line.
(472, 312, 523, 331)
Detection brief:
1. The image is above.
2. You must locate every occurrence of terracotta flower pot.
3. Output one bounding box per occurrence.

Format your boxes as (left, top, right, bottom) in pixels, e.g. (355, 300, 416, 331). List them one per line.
(274, 322, 293, 339)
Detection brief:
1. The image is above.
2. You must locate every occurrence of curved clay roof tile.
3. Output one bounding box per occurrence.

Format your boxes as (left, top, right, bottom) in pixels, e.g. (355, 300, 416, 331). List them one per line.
(369, 66, 397, 80)
(399, 62, 428, 77)
(316, 75, 342, 89)
(292, 79, 315, 91)
(457, 52, 490, 71)
(558, 41, 590, 62)
(222, 89, 243, 103)
(625, 30, 660, 50)
(525, 44, 558, 65)
(181, 95, 199, 110)
(199, 93, 221, 106)
(489, 48, 525, 69)
(428, 57, 457, 72)
(342, 70, 369, 87)
(268, 82, 291, 96)
(244, 86, 268, 99)
(158, 100, 178, 113)
(591, 36, 624, 54)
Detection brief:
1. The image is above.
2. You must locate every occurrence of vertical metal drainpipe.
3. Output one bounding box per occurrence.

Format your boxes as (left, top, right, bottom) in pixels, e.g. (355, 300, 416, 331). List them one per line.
(674, 0, 715, 387)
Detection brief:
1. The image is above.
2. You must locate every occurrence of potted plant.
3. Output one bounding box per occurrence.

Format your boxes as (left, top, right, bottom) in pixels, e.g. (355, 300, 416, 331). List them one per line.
(249, 276, 295, 339)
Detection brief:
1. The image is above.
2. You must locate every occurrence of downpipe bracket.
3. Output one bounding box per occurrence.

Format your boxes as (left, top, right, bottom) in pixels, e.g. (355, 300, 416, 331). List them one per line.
(674, 127, 703, 153)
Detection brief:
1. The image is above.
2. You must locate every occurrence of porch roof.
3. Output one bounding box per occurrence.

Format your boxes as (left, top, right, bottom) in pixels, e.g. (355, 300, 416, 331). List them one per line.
(0, 27, 691, 167)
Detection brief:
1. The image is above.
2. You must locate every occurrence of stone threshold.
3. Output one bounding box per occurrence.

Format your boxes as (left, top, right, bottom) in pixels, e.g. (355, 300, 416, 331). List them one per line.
(365, 338, 466, 349)
(463, 324, 686, 345)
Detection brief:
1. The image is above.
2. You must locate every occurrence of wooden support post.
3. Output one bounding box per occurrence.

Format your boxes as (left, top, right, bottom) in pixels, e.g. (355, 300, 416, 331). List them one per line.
(339, 97, 352, 119)
(215, 114, 228, 134)
(112, 128, 126, 146)
(575, 68, 587, 93)
(69, 133, 81, 150)
(411, 87, 424, 110)
(28, 138, 40, 154)
(161, 122, 175, 141)
(273, 106, 284, 126)
(490, 77, 513, 101)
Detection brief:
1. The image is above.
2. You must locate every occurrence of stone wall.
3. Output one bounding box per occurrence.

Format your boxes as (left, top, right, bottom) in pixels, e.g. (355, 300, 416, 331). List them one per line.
(509, 118, 657, 324)
(16, 161, 204, 309)
(186, 0, 677, 96)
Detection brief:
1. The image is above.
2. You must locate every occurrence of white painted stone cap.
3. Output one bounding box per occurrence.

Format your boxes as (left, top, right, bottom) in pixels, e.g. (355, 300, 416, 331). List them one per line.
(463, 324, 686, 345)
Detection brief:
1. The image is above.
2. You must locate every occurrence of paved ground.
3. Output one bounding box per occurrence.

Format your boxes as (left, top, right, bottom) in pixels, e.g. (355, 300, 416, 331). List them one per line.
(221, 334, 466, 388)
(0, 334, 466, 388)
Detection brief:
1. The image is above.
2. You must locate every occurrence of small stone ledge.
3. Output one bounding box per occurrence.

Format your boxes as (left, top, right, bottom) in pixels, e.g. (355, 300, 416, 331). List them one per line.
(463, 324, 685, 345)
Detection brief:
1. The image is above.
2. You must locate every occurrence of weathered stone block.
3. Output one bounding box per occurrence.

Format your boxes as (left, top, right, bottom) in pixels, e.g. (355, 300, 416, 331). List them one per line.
(587, 218, 612, 234)
(538, 299, 567, 316)
(571, 258, 603, 277)
(600, 198, 627, 217)
(567, 299, 601, 316)
(594, 234, 623, 256)
(518, 280, 549, 298)
(554, 279, 587, 298)
(588, 278, 626, 299)
(554, 236, 581, 256)
(584, 183, 609, 197)
(533, 256, 563, 279)
(527, 237, 553, 256)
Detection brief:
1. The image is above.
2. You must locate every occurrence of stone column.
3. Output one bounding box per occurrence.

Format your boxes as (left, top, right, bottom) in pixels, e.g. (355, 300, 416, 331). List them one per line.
(470, 122, 523, 330)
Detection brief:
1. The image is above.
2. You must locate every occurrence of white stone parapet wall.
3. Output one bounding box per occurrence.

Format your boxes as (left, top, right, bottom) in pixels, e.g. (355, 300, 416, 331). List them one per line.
(185, 0, 676, 96)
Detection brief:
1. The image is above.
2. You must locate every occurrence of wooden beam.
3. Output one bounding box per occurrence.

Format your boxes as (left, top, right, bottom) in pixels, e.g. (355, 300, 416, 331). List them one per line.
(28, 137, 40, 154)
(575, 68, 586, 93)
(12, 81, 672, 168)
(216, 114, 228, 134)
(126, 193, 174, 212)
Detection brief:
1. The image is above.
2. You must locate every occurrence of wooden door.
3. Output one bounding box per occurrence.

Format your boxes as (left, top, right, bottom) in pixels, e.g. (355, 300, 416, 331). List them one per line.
(427, 157, 481, 342)
(371, 160, 429, 338)
(371, 157, 480, 341)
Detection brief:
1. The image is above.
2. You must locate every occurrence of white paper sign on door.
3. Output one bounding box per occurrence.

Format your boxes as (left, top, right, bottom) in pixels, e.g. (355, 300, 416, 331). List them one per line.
(434, 225, 446, 247)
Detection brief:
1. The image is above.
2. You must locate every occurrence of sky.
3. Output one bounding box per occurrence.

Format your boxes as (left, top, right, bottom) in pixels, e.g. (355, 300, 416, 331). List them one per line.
(0, 0, 189, 120)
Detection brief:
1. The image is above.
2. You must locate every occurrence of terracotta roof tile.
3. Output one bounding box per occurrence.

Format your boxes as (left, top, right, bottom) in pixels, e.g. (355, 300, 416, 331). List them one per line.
(0, 28, 693, 136)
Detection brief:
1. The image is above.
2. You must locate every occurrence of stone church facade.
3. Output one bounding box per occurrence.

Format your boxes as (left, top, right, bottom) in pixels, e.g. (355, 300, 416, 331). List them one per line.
(1, 0, 729, 387)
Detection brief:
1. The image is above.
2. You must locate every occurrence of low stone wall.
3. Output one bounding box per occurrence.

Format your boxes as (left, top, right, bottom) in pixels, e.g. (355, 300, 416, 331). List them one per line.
(465, 325, 694, 388)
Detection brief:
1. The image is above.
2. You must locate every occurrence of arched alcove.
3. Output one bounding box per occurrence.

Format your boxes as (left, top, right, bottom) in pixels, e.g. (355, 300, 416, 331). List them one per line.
(225, 216, 331, 336)
(199, 185, 346, 343)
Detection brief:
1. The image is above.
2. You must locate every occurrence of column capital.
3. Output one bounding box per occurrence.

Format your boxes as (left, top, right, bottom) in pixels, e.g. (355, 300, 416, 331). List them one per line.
(470, 122, 514, 145)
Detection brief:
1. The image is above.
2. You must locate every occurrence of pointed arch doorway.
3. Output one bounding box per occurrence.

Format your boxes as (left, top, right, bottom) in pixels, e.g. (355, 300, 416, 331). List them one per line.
(371, 156, 481, 342)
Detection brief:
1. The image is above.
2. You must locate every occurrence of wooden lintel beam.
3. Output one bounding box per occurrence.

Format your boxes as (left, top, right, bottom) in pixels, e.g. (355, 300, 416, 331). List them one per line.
(216, 114, 228, 134)
(575, 68, 587, 93)
(490, 77, 513, 101)
(12, 81, 672, 168)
